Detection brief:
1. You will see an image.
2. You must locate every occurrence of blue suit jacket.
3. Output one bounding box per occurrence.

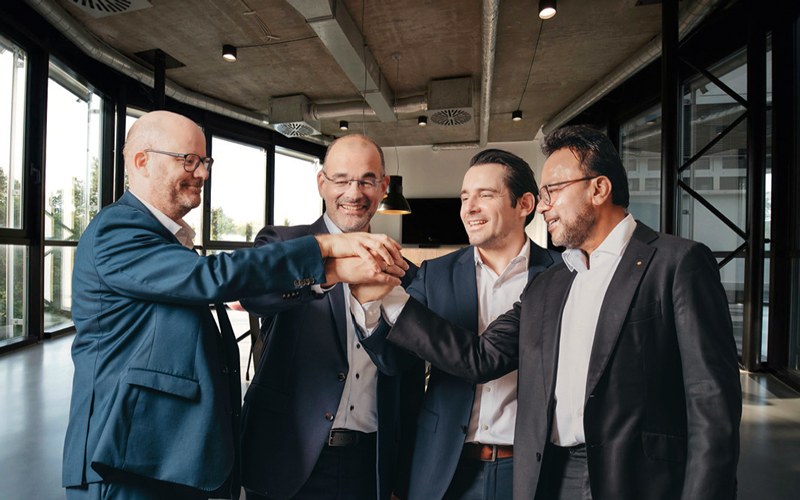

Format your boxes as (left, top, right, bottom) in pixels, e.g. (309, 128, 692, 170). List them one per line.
(239, 216, 424, 500)
(63, 191, 325, 496)
(397, 242, 560, 500)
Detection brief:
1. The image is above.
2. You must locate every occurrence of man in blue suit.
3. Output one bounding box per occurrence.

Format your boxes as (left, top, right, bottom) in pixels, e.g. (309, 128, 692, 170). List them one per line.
(351, 149, 561, 500)
(63, 111, 407, 500)
(239, 134, 424, 500)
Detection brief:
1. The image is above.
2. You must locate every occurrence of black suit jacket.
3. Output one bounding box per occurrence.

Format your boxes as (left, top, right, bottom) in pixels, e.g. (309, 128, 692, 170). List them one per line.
(239, 216, 423, 500)
(388, 221, 741, 500)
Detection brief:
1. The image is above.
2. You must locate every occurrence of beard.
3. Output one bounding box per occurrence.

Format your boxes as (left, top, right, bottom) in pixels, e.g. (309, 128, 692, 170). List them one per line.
(329, 195, 374, 233)
(552, 201, 595, 249)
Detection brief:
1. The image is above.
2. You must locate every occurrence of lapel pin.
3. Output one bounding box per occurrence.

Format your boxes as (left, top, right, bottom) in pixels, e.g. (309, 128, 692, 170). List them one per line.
(637, 261, 642, 265)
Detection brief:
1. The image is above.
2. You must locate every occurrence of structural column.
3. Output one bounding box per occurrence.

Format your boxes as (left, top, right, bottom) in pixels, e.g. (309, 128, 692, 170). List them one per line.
(660, 0, 680, 235)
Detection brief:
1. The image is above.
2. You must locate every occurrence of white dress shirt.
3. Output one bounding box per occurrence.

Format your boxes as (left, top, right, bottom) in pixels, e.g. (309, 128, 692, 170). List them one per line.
(130, 192, 196, 249)
(551, 214, 636, 447)
(351, 241, 532, 445)
(324, 214, 379, 433)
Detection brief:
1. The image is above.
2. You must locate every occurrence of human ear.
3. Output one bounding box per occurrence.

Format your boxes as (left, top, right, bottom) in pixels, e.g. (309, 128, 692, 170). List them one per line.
(517, 191, 536, 218)
(133, 151, 150, 178)
(591, 176, 613, 206)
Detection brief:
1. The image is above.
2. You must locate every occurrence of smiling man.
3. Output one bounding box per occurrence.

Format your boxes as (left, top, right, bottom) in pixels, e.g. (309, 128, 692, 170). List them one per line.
(350, 149, 561, 500)
(239, 134, 424, 500)
(378, 126, 741, 500)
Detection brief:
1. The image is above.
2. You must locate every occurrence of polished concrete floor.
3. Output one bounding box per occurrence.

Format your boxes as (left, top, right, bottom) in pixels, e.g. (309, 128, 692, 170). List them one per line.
(1, 318, 799, 499)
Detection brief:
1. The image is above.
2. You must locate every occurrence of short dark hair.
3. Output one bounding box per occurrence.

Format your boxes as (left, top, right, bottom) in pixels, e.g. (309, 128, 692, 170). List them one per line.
(324, 134, 386, 175)
(541, 125, 629, 208)
(469, 149, 539, 226)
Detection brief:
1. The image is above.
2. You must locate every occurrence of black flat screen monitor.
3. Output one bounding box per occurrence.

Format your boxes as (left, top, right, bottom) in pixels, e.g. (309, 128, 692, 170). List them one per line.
(401, 198, 468, 246)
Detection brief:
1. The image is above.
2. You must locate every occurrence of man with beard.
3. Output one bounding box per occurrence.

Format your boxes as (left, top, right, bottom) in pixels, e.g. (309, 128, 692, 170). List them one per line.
(63, 112, 407, 500)
(369, 126, 742, 500)
(350, 149, 561, 500)
(239, 134, 424, 500)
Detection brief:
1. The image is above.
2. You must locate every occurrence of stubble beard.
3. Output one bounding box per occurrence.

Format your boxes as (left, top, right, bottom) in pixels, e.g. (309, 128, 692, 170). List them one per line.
(553, 201, 595, 250)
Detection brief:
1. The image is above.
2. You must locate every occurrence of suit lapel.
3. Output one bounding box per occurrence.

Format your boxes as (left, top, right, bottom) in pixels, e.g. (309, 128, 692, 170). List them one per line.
(306, 217, 349, 354)
(584, 224, 657, 404)
(527, 238, 556, 282)
(541, 266, 576, 403)
(454, 248, 479, 332)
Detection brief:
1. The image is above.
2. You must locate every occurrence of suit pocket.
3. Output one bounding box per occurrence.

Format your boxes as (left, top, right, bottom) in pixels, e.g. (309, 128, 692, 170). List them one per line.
(627, 301, 661, 323)
(641, 431, 686, 462)
(124, 368, 199, 400)
(417, 408, 439, 433)
(243, 381, 290, 413)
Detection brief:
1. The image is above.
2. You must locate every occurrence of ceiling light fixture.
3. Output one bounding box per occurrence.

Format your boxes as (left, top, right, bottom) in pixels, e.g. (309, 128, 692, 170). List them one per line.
(339, 120, 349, 131)
(222, 44, 237, 62)
(512, 110, 523, 121)
(418, 116, 428, 127)
(378, 52, 411, 215)
(539, 0, 557, 20)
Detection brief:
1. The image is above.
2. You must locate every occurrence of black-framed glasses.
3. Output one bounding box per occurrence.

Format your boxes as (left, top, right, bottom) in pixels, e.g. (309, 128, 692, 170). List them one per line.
(145, 149, 214, 173)
(321, 170, 385, 192)
(538, 176, 598, 206)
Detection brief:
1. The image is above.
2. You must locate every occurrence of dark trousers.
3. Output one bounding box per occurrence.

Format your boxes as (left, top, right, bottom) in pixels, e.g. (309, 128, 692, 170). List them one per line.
(534, 442, 592, 500)
(246, 433, 377, 500)
(442, 456, 513, 500)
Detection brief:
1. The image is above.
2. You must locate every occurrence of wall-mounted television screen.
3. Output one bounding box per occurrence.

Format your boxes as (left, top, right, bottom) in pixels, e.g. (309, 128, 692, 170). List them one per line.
(401, 198, 469, 246)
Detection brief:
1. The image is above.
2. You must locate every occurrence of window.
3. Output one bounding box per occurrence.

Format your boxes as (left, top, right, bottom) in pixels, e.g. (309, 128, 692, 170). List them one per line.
(274, 147, 322, 227)
(620, 103, 662, 229)
(43, 60, 104, 332)
(209, 136, 266, 242)
(0, 35, 27, 345)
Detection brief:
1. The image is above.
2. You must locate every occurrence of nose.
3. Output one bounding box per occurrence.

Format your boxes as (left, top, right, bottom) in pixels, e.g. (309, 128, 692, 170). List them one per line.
(536, 196, 551, 214)
(194, 163, 210, 181)
(344, 180, 362, 197)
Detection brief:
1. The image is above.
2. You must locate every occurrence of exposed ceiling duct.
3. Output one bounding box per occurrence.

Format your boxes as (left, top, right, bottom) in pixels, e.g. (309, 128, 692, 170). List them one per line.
(23, 0, 272, 129)
(480, 0, 500, 146)
(286, 0, 397, 122)
(541, 0, 725, 135)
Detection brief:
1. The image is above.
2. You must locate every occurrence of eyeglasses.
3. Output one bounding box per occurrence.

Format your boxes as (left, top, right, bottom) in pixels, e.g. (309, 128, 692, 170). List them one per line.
(321, 170, 385, 192)
(538, 176, 598, 206)
(145, 149, 214, 173)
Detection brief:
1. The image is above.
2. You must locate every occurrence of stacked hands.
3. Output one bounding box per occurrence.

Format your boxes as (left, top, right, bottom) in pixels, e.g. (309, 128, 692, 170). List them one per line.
(315, 233, 408, 296)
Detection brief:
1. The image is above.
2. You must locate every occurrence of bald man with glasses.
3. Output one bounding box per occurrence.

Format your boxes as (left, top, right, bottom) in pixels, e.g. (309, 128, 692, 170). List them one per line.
(239, 134, 424, 500)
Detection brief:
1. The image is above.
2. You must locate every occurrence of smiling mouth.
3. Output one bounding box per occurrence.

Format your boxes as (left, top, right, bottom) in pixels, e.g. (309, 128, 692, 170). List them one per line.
(339, 203, 365, 212)
(467, 220, 487, 228)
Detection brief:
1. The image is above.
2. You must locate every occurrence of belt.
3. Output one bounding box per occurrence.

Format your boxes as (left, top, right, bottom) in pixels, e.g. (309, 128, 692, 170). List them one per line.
(462, 443, 513, 462)
(326, 429, 374, 447)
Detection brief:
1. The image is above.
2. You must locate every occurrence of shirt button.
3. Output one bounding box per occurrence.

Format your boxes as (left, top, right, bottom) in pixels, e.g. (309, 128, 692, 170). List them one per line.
(355, 373, 360, 379)
(350, 405, 354, 411)
(356, 344, 361, 349)
(578, 409, 584, 416)
(337, 373, 346, 382)
(481, 424, 488, 430)
(485, 387, 491, 392)
(325, 413, 335, 422)
(460, 425, 468, 434)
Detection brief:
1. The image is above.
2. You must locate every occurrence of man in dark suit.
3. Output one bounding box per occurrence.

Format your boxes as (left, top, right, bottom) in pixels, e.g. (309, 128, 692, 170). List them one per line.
(239, 134, 424, 500)
(351, 149, 560, 500)
(63, 111, 407, 500)
(379, 126, 742, 500)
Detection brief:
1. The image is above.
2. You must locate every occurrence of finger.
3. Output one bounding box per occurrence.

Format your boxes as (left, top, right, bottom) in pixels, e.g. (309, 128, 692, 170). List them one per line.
(394, 258, 410, 271)
(372, 272, 401, 287)
(385, 265, 405, 278)
(354, 244, 382, 274)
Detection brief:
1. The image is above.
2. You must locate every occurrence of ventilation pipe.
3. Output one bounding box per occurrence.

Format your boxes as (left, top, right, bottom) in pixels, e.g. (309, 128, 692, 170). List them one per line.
(541, 0, 725, 135)
(480, 0, 500, 146)
(24, 0, 271, 129)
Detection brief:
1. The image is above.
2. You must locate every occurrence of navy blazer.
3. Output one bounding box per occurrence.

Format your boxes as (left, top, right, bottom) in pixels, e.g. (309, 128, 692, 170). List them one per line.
(239, 216, 423, 500)
(390, 241, 560, 500)
(63, 192, 325, 496)
(388, 222, 742, 500)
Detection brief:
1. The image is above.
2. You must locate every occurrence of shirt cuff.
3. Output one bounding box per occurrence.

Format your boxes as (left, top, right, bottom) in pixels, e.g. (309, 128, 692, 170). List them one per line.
(380, 286, 410, 325)
(350, 296, 384, 337)
(311, 283, 335, 294)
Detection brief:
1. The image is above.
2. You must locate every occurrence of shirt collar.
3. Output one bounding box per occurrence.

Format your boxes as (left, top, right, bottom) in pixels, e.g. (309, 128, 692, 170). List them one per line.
(130, 191, 196, 249)
(323, 213, 344, 235)
(562, 213, 636, 273)
(474, 238, 531, 276)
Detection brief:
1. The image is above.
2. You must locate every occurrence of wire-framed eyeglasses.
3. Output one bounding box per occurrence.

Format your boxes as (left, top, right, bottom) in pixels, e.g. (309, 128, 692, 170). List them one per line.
(538, 176, 598, 205)
(145, 149, 214, 173)
(321, 170, 385, 192)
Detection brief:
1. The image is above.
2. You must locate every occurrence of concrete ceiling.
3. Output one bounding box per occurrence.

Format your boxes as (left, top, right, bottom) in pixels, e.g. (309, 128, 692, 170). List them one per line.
(55, 0, 664, 147)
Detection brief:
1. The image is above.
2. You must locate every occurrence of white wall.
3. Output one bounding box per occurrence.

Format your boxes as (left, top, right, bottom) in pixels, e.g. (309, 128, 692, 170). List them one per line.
(372, 136, 550, 249)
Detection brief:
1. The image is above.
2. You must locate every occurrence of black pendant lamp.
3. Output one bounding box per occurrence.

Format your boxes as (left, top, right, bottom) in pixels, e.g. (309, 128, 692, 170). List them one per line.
(378, 176, 411, 214)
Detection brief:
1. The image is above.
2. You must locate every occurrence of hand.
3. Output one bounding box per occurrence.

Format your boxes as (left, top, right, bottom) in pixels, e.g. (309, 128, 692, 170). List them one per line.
(350, 283, 396, 305)
(324, 256, 405, 287)
(226, 301, 246, 312)
(316, 233, 408, 275)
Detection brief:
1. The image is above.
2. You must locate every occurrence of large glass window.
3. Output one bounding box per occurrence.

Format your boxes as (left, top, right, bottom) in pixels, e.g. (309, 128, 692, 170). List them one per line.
(0, 35, 28, 345)
(209, 136, 266, 242)
(620, 105, 662, 230)
(274, 147, 322, 226)
(44, 60, 104, 332)
(0, 35, 25, 230)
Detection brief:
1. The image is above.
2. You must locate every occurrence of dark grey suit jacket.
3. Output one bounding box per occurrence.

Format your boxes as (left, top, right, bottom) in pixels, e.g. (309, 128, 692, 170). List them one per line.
(388, 221, 742, 500)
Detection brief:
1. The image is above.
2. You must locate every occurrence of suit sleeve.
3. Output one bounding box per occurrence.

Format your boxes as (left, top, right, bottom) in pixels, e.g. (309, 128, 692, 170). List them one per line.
(93, 207, 325, 305)
(239, 226, 327, 317)
(673, 243, 742, 500)
(387, 291, 521, 384)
